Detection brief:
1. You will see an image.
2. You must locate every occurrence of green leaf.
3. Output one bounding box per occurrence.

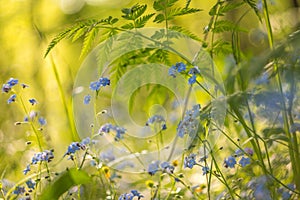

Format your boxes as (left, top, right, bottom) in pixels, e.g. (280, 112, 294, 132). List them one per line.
(39, 168, 91, 200)
(262, 127, 285, 138)
(153, 0, 179, 11)
(153, 13, 165, 23)
(211, 39, 232, 54)
(80, 27, 98, 58)
(44, 28, 73, 58)
(167, 7, 201, 19)
(71, 26, 87, 42)
(219, 2, 244, 15)
(185, 0, 192, 8)
(122, 4, 147, 20)
(169, 26, 201, 41)
(135, 13, 155, 28)
(209, 1, 224, 16)
(212, 20, 245, 33)
(243, 0, 262, 21)
(121, 23, 135, 30)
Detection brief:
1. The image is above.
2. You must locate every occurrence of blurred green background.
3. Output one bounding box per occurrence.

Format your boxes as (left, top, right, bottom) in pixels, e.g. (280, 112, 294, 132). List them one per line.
(0, 0, 299, 182)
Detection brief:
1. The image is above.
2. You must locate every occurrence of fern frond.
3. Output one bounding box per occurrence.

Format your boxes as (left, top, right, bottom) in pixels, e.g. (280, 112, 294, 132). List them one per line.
(135, 13, 155, 28)
(71, 26, 87, 42)
(185, 0, 192, 8)
(122, 4, 147, 20)
(218, 2, 244, 15)
(153, 13, 165, 23)
(212, 20, 245, 33)
(153, 0, 178, 11)
(167, 7, 202, 18)
(80, 28, 98, 59)
(121, 23, 135, 30)
(169, 26, 201, 41)
(44, 28, 73, 58)
(243, 0, 262, 21)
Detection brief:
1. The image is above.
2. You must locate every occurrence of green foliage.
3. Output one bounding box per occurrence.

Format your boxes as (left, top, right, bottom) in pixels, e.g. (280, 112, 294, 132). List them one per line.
(121, 4, 155, 29)
(39, 169, 91, 200)
(153, 0, 201, 23)
(212, 20, 244, 33)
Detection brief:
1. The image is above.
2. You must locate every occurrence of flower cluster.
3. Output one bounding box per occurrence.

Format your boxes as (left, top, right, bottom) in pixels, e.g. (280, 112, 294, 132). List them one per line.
(99, 123, 126, 141)
(84, 77, 110, 104)
(118, 190, 144, 200)
(183, 153, 210, 175)
(145, 115, 167, 130)
(168, 63, 200, 85)
(23, 150, 54, 175)
(89, 77, 110, 91)
(147, 160, 176, 176)
(2, 78, 18, 93)
(188, 66, 200, 85)
(177, 104, 201, 138)
(168, 62, 186, 77)
(24, 111, 47, 126)
(64, 137, 91, 160)
(224, 147, 253, 168)
(184, 153, 197, 169)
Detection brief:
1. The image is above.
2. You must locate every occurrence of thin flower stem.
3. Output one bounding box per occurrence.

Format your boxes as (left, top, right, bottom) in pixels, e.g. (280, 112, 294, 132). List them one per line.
(50, 56, 80, 141)
(167, 85, 193, 161)
(262, 0, 300, 190)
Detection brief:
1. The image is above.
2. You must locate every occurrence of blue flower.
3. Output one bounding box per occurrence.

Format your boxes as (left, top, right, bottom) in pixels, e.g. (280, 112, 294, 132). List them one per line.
(98, 123, 126, 141)
(253, 185, 272, 200)
(31, 150, 54, 164)
(188, 66, 200, 85)
(148, 161, 159, 175)
(81, 137, 91, 145)
(168, 62, 186, 77)
(168, 66, 177, 77)
(244, 147, 254, 156)
(89, 77, 110, 91)
(90, 81, 101, 91)
(239, 157, 250, 167)
(2, 78, 18, 93)
(202, 166, 209, 175)
(160, 161, 174, 173)
(29, 98, 37, 105)
(278, 183, 295, 200)
(13, 186, 25, 195)
(177, 104, 201, 138)
(23, 164, 30, 175)
(188, 66, 200, 75)
(38, 117, 47, 126)
(64, 142, 81, 156)
(2, 84, 11, 93)
(118, 193, 133, 200)
(177, 62, 186, 72)
(83, 94, 91, 104)
(7, 78, 18, 86)
(7, 94, 16, 104)
(26, 179, 36, 189)
(99, 123, 113, 134)
(188, 75, 197, 85)
(224, 156, 236, 168)
(130, 190, 144, 199)
(184, 153, 197, 169)
(146, 115, 167, 131)
(118, 190, 144, 200)
(98, 77, 110, 86)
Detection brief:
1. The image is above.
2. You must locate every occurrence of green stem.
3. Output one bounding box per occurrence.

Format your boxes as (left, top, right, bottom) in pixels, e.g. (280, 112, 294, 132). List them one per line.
(50, 56, 80, 141)
(167, 85, 193, 161)
(262, 0, 300, 189)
